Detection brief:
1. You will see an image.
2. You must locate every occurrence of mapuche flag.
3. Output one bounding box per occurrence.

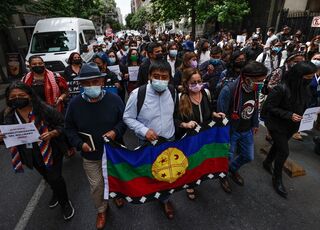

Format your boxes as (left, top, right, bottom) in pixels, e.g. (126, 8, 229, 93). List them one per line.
(102, 123, 230, 204)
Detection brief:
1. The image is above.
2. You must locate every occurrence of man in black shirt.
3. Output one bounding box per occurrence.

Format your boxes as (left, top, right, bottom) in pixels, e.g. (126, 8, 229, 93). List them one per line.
(217, 62, 268, 191)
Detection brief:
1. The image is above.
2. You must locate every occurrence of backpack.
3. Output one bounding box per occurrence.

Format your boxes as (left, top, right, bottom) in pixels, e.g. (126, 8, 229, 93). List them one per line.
(261, 66, 286, 95)
(136, 84, 177, 116)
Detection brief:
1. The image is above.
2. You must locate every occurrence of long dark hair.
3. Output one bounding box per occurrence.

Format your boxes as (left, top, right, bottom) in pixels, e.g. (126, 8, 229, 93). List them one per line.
(127, 48, 141, 66)
(5, 81, 45, 122)
(284, 61, 317, 104)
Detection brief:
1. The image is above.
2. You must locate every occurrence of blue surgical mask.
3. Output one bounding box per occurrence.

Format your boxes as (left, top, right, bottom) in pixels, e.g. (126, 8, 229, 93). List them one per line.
(109, 57, 116, 65)
(151, 79, 169, 92)
(83, 86, 102, 98)
(209, 58, 221, 66)
(272, 47, 282, 53)
(169, 50, 178, 58)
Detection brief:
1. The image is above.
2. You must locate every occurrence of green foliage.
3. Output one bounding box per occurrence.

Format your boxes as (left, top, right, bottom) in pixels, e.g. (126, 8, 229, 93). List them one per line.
(151, 0, 250, 23)
(127, 6, 152, 30)
(26, 0, 113, 19)
(125, 13, 134, 29)
(0, 0, 29, 28)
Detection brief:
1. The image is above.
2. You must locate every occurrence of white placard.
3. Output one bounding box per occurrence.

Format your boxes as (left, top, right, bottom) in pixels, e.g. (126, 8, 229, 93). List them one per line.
(311, 16, 320, 28)
(128, 66, 139, 81)
(0, 123, 40, 148)
(298, 107, 320, 132)
(108, 65, 122, 80)
(236, 35, 246, 44)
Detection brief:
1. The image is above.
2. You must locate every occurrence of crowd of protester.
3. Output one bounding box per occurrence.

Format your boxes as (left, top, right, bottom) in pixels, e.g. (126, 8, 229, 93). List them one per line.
(1, 25, 320, 229)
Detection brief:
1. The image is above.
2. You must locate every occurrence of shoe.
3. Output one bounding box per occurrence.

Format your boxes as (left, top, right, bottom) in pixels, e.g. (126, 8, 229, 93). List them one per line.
(262, 160, 273, 175)
(114, 197, 125, 208)
(186, 188, 196, 200)
(219, 177, 232, 193)
(49, 194, 58, 209)
(163, 201, 174, 219)
(292, 132, 303, 141)
(230, 171, 244, 186)
(62, 200, 75, 220)
(96, 211, 107, 230)
(272, 176, 288, 198)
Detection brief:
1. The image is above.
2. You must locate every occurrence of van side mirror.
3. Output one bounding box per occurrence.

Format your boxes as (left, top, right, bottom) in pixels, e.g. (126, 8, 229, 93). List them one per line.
(80, 44, 89, 53)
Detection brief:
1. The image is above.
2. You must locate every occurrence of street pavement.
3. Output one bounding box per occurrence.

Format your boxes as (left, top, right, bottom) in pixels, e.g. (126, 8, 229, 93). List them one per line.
(1, 93, 320, 229)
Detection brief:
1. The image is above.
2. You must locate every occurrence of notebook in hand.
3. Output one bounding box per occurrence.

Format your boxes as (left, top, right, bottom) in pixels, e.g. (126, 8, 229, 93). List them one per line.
(78, 132, 96, 151)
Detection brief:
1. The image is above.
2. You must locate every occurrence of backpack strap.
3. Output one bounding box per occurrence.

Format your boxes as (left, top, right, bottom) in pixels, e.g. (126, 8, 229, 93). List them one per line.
(137, 84, 147, 117)
(261, 52, 267, 64)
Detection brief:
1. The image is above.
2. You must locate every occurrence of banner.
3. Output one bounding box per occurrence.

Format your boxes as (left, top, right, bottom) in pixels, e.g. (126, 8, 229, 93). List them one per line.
(102, 123, 230, 204)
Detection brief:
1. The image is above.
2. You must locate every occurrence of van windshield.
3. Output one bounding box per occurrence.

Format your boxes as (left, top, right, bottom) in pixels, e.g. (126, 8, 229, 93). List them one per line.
(30, 31, 77, 53)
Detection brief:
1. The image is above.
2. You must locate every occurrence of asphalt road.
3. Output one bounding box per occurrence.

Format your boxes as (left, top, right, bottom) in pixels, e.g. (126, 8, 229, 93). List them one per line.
(1, 100, 320, 229)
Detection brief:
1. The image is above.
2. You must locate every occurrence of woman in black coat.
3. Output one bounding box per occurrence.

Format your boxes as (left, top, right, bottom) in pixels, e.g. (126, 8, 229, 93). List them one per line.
(261, 61, 317, 198)
(0, 81, 74, 220)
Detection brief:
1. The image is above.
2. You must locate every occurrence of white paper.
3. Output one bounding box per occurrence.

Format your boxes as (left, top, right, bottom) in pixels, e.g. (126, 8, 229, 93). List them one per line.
(0, 123, 40, 148)
(298, 107, 320, 132)
(236, 35, 246, 43)
(108, 65, 122, 80)
(128, 66, 139, 81)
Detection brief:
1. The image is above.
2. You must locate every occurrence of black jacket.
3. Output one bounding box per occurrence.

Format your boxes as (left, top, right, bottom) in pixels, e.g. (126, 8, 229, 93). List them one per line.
(262, 83, 309, 133)
(1, 103, 67, 168)
(137, 59, 151, 86)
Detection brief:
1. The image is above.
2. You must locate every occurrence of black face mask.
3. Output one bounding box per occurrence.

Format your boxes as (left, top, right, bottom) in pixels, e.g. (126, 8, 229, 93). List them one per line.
(302, 78, 312, 86)
(73, 59, 82, 65)
(8, 98, 30, 109)
(234, 61, 246, 69)
(155, 53, 163, 60)
(31, 66, 45, 74)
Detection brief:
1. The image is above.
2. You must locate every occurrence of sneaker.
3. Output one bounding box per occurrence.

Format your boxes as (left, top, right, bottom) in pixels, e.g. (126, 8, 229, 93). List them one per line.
(62, 200, 75, 220)
(49, 195, 58, 209)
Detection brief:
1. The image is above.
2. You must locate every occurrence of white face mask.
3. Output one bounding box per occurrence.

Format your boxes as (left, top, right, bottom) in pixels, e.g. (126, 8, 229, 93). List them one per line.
(311, 59, 320, 68)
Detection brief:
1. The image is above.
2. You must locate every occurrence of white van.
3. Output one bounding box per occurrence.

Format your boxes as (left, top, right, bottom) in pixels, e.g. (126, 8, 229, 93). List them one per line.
(26, 17, 97, 73)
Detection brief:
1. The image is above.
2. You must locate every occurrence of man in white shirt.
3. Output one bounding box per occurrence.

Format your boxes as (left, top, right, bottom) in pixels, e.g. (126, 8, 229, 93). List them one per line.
(123, 60, 176, 219)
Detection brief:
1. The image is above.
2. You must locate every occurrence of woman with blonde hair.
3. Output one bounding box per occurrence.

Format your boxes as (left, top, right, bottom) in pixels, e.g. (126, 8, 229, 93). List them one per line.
(175, 67, 226, 199)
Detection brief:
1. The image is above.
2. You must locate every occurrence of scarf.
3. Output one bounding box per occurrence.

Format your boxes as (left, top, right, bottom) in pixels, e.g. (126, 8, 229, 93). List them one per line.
(23, 70, 62, 111)
(9, 111, 53, 173)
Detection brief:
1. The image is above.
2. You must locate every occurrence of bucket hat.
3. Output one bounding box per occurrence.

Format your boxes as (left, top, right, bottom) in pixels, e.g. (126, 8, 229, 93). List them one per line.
(74, 62, 106, 81)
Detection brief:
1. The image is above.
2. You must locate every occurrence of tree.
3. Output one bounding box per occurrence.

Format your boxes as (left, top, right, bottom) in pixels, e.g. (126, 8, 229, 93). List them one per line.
(125, 13, 134, 29)
(26, 0, 110, 19)
(0, 0, 29, 28)
(127, 6, 152, 31)
(151, 0, 250, 39)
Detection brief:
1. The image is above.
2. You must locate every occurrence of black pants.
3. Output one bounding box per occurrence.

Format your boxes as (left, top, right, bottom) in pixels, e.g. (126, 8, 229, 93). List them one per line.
(265, 130, 294, 177)
(33, 152, 69, 207)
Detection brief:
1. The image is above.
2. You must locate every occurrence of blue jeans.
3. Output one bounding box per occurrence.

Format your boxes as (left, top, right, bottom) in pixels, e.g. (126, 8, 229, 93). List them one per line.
(229, 130, 254, 173)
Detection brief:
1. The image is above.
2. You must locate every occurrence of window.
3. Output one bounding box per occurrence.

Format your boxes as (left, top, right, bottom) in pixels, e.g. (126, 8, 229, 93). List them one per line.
(79, 33, 84, 45)
(83, 30, 96, 45)
(30, 31, 77, 53)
